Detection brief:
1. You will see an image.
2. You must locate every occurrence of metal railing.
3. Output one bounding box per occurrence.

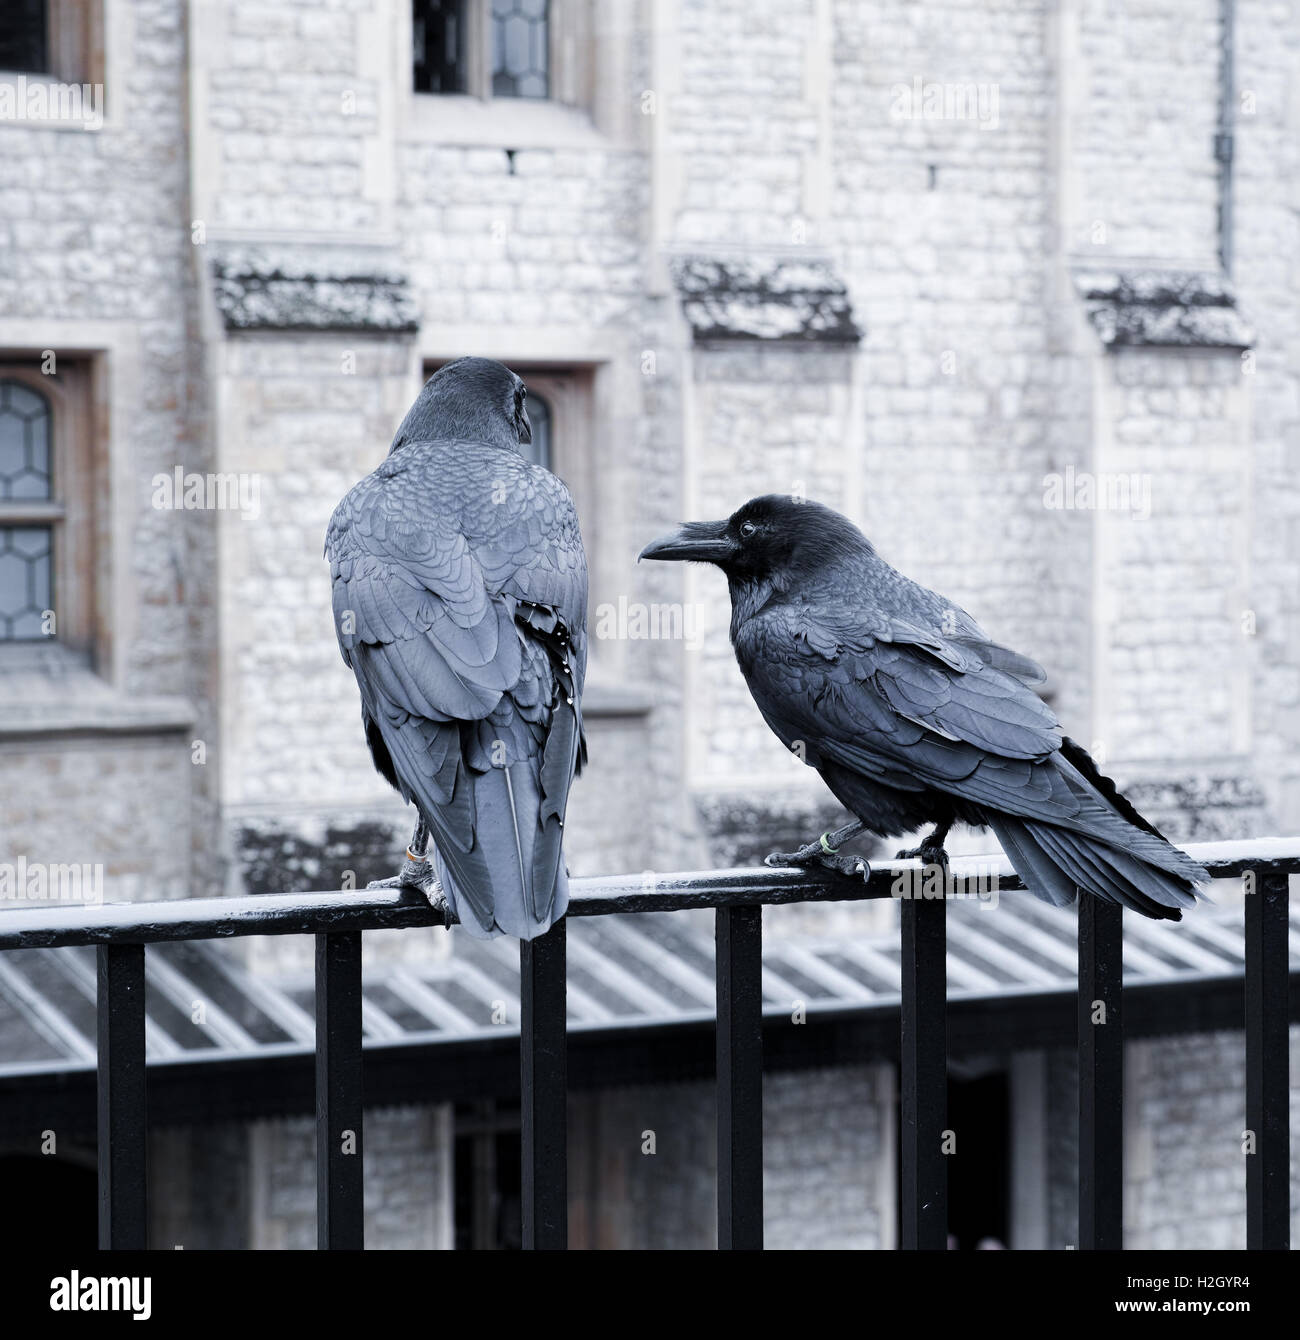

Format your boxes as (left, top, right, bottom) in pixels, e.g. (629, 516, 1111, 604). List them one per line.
(0, 837, 1295, 1250)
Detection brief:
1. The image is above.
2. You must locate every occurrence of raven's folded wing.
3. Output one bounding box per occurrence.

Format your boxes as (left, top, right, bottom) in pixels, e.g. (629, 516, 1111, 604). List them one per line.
(735, 605, 1199, 879)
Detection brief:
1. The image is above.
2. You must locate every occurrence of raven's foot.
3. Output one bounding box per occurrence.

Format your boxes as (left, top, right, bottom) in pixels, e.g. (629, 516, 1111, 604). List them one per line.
(895, 842, 951, 873)
(367, 856, 436, 893)
(765, 834, 870, 881)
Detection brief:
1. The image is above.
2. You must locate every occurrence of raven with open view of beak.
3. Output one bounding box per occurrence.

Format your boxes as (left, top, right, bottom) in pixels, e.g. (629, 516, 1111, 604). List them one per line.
(641, 494, 1207, 920)
(325, 357, 587, 939)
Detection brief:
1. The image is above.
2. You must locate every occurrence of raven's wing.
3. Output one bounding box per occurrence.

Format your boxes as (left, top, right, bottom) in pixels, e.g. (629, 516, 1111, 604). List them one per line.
(735, 601, 1200, 881)
(325, 440, 586, 938)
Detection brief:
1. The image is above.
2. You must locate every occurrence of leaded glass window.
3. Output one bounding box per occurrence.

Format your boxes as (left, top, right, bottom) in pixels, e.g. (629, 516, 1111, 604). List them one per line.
(0, 379, 54, 640)
(491, 0, 548, 99)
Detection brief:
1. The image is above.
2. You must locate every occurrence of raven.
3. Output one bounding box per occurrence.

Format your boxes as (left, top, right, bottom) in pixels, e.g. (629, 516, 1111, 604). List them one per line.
(325, 357, 587, 939)
(641, 494, 1207, 920)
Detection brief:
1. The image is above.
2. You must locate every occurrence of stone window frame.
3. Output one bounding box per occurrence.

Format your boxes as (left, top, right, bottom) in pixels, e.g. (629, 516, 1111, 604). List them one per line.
(0, 0, 108, 132)
(400, 0, 642, 150)
(412, 0, 582, 105)
(512, 367, 590, 495)
(0, 360, 97, 664)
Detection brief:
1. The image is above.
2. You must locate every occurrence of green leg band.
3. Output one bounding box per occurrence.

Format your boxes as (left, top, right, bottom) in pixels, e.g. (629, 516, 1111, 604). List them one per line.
(819, 832, 839, 855)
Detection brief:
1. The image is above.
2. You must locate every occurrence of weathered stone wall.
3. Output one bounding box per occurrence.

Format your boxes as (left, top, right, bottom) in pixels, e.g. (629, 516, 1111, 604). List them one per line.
(0, 0, 212, 900)
(1232, 0, 1300, 832)
(1044, 1026, 1300, 1249)
(569, 1063, 892, 1249)
(1091, 350, 1252, 765)
(243, 1105, 453, 1250)
(214, 332, 416, 827)
(0, 736, 193, 904)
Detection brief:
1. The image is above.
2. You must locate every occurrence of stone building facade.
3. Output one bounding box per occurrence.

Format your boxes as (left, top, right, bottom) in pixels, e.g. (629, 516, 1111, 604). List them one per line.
(1, 0, 1297, 1249)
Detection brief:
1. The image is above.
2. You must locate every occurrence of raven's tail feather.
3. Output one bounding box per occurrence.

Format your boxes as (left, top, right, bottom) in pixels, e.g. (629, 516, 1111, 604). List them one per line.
(425, 759, 569, 941)
(985, 812, 1202, 921)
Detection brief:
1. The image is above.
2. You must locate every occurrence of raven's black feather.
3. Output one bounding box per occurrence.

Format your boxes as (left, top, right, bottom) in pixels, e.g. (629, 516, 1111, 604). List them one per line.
(642, 494, 1206, 920)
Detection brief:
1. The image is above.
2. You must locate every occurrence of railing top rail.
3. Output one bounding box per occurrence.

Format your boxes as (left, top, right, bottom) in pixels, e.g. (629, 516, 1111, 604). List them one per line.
(0, 837, 1296, 951)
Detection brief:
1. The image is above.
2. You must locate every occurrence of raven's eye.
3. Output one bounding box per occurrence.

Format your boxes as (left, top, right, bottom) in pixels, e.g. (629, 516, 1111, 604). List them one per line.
(739, 521, 758, 539)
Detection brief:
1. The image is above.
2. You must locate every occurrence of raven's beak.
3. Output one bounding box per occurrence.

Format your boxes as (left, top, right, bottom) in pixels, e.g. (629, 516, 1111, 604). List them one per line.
(638, 520, 736, 564)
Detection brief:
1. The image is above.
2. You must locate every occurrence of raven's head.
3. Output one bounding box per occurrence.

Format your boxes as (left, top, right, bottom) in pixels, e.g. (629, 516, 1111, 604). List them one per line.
(390, 356, 532, 454)
(639, 495, 872, 586)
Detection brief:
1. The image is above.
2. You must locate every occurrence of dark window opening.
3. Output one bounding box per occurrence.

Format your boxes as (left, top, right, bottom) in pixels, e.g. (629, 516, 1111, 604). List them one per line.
(454, 1100, 521, 1249)
(893, 1066, 1011, 1249)
(0, 1155, 96, 1250)
(947, 1069, 1011, 1249)
(0, 0, 48, 75)
(413, 0, 469, 95)
(491, 0, 548, 99)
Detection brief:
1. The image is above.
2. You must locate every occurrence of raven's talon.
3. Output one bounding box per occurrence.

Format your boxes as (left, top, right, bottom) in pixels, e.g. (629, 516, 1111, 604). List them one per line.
(822, 853, 871, 881)
(895, 844, 950, 872)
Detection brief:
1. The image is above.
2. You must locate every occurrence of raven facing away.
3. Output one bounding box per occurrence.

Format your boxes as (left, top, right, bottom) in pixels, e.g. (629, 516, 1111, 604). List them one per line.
(325, 357, 587, 939)
(641, 495, 1207, 920)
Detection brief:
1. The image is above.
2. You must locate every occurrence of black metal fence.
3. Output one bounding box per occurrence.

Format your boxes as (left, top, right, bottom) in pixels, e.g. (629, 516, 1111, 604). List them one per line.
(0, 839, 1294, 1250)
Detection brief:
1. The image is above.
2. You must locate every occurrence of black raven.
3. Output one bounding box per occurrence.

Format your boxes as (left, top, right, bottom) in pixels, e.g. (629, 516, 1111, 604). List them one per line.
(640, 494, 1207, 920)
(325, 357, 587, 939)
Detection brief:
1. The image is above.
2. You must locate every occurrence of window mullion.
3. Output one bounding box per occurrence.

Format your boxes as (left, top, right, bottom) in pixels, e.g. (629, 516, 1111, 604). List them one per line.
(0, 502, 67, 525)
(475, 0, 490, 100)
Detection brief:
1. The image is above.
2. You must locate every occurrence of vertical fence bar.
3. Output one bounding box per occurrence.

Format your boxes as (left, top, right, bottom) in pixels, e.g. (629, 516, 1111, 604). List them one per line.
(1246, 871, 1290, 1249)
(316, 931, 363, 1250)
(97, 943, 147, 1249)
(716, 904, 763, 1249)
(521, 919, 567, 1249)
(1078, 898, 1123, 1249)
(900, 894, 947, 1249)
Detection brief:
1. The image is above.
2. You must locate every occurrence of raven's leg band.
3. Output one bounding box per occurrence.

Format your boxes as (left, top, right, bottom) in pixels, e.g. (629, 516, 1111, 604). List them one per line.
(366, 816, 439, 895)
(406, 817, 430, 860)
(823, 819, 866, 852)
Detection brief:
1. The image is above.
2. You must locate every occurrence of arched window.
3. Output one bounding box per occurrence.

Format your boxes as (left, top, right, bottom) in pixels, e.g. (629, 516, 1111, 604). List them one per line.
(524, 388, 551, 470)
(0, 379, 54, 641)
